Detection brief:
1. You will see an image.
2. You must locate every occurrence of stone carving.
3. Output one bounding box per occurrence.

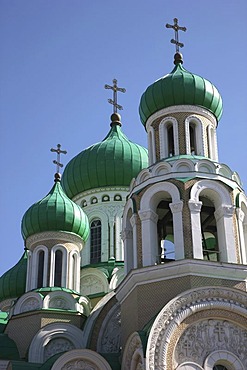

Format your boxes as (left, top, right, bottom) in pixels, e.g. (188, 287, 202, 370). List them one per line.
(20, 298, 41, 313)
(49, 297, 71, 310)
(26, 231, 82, 249)
(122, 333, 144, 370)
(100, 308, 121, 353)
(176, 319, 247, 367)
(44, 338, 74, 361)
(62, 359, 96, 370)
(81, 275, 104, 296)
(146, 287, 247, 370)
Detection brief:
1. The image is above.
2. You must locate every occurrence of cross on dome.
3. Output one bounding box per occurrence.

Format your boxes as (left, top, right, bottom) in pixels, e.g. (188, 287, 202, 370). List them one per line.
(104, 79, 126, 113)
(50, 144, 67, 174)
(166, 18, 187, 53)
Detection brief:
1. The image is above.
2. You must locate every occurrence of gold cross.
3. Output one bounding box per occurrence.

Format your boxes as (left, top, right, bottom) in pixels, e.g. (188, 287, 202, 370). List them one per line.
(166, 18, 187, 53)
(50, 144, 67, 174)
(104, 79, 126, 113)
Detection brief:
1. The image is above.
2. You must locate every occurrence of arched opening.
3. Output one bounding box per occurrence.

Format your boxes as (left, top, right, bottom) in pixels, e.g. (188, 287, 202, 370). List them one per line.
(200, 196, 219, 261)
(167, 124, 175, 157)
(189, 122, 196, 155)
(37, 250, 45, 288)
(213, 365, 229, 370)
(54, 250, 63, 287)
(90, 219, 101, 264)
(156, 198, 175, 263)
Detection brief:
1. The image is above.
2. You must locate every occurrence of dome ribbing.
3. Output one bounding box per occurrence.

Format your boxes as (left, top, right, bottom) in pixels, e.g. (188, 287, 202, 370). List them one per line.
(21, 175, 89, 241)
(139, 59, 223, 127)
(61, 114, 148, 199)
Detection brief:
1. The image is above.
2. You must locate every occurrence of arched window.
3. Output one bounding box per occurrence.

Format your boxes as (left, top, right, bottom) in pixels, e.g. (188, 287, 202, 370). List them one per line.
(54, 250, 63, 287)
(90, 220, 101, 264)
(167, 125, 175, 157)
(37, 250, 45, 288)
(189, 122, 196, 154)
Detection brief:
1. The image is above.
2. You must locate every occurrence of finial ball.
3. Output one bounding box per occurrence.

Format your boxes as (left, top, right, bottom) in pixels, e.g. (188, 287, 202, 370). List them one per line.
(174, 52, 183, 65)
(110, 113, 122, 126)
(54, 173, 61, 182)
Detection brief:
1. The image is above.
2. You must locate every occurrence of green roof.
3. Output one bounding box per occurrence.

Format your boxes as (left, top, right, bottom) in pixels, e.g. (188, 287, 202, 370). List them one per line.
(21, 175, 89, 241)
(139, 56, 223, 127)
(0, 252, 27, 302)
(61, 114, 148, 198)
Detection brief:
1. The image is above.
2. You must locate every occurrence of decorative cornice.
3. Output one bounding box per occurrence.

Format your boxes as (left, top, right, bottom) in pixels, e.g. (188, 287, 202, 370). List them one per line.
(26, 231, 83, 249)
(146, 105, 216, 132)
(73, 187, 129, 202)
(116, 259, 247, 304)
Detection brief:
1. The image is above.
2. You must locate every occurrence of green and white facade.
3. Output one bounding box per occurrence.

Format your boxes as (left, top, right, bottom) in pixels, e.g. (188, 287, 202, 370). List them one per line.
(0, 48, 246, 370)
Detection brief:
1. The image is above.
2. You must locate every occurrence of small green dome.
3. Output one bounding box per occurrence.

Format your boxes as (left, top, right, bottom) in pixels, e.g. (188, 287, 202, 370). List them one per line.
(61, 114, 148, 198)
(21, 175, 89, 241)
(139, 54, 223, 127)
(0, 252, 27, 302)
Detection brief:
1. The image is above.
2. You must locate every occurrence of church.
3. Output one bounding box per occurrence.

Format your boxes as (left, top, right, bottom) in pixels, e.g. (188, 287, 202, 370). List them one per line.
(0, 18, 246, 370)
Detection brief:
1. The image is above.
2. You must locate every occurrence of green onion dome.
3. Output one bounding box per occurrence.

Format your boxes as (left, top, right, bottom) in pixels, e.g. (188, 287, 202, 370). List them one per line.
(61, 113, 148, 199)
(0, 251, 27, 302)
(139, 53, 223, 127)
(21, 173, 89, 241)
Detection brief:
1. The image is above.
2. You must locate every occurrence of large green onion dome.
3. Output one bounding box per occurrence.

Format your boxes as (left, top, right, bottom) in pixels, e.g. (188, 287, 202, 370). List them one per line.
(61, 113, 148, 199)
(0, 251, 27, 302)
(139, 53, 223, 127)
(21, 173, 89, 241)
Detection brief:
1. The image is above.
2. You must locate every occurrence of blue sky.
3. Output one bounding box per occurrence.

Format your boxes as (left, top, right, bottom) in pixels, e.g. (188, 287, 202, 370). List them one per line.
(0, 0, 247, 276)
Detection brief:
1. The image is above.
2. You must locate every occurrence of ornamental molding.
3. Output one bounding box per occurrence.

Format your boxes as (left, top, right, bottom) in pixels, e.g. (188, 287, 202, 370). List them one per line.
(73, 187, 129, 202)
(97, 303, 121, 353)
(188, 200, 203, 213)
(122, 229, 133, 240)
(51, 349, 112, 370)
(146, 105, 217, 132)
(175, 320, 247, 368)
(122, 332, 145, 370)
(214, 204, 235, 220)
(29, 323, 85, 363)
(26, 231, 83, 249)
(146, 286, 247, 370)
(169, 201, 183, 213)
(138, 209, 158, 222)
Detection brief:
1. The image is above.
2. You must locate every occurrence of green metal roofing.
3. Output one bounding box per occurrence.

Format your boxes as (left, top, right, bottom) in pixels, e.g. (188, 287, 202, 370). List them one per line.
(61, 114, 148, 198)
(0, 334, 20, 360)
(139, 57, 223, 127)
(21, 175, 89, 241)
(0, 252, 27, 302)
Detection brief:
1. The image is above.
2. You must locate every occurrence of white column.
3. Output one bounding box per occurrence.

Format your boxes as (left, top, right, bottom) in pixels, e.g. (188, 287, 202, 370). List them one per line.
(115, 215, 123, 261)
(138, 209, 158, 266)
(109, 219, 115, 258)
(236, 208, 247, 264)
(169, 201, 184, 259)
(188, 200, 203, 259)
(122, 228, 133, 274)
(130, 214, 138, 268)
(214, 205, 236, 263)
(25, 250, 32, 291)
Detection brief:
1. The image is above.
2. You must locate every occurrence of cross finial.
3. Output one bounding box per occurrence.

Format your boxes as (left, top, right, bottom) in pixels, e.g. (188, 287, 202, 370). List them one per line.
(104, 79, 126, 113)
(166, 18, 187, 53)
(50, 144, 67, 174)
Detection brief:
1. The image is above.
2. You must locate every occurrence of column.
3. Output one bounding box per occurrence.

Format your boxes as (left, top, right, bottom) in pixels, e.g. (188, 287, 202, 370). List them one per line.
(169, 201, 184, 260)
(236, 208, 247, 264)
(188, 200, 203, 259)
(214, 205, 236, 263)
(138, 209, 158, 266)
